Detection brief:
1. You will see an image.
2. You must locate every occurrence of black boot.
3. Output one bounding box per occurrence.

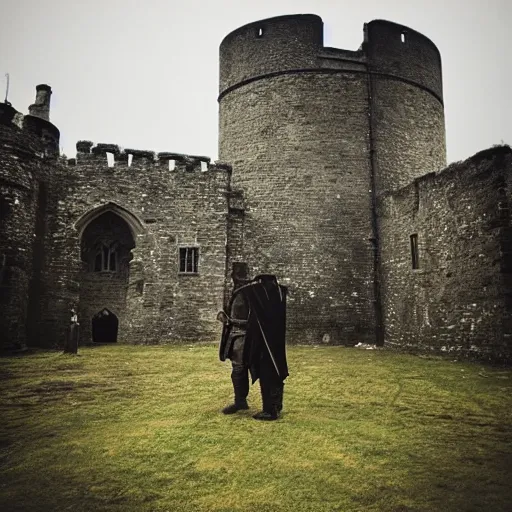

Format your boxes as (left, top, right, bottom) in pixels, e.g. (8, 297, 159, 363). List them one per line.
(253, 383, 280, 421)
(252, 409, 277, 420)
(222, 400, 249, 414)
(222, 365, 249, 414)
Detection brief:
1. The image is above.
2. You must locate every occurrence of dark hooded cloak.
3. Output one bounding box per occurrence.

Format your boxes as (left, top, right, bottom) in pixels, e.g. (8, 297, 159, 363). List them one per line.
(220, 274, 288, 384)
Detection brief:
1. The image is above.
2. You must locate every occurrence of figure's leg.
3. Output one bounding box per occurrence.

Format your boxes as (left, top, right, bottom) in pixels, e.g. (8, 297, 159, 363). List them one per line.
(222, 337, 249, 414)
(275, 381, 284, 413)
(253, 352, 281, 421)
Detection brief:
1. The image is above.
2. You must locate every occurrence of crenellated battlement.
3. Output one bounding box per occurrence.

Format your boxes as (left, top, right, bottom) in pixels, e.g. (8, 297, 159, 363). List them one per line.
(74, 141, 219, 172)
(219, 14, 443, 103)
(91, 143, 121, 157)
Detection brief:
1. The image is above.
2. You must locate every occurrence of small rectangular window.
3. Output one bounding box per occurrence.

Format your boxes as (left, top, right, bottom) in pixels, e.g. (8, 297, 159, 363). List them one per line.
(401, 31, 406, 43)
(179, 247, 199, 274)
(410, 234, 419, 269)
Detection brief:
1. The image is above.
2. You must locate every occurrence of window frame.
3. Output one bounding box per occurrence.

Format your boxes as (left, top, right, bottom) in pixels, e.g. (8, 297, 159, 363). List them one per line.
(410, 233, 419, 270)
(178, 245, 200, 275)
(93, 242, 119, 273)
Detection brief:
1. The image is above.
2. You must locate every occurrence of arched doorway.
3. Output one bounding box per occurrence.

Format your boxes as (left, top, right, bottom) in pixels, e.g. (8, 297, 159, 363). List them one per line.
(79, 211, 136, 343)
(92, 309, 119, 343)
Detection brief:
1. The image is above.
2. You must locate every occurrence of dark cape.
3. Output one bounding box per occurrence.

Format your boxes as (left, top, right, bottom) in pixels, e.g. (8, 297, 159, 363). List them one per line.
(219, 274, 288, 384)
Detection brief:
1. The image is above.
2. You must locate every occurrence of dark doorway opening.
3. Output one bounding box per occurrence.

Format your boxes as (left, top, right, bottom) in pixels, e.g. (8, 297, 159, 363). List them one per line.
(92, 309, 119, 343)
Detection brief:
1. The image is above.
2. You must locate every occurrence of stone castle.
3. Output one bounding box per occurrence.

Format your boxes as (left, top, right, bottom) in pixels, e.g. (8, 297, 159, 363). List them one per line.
(1, 14, 511, 361)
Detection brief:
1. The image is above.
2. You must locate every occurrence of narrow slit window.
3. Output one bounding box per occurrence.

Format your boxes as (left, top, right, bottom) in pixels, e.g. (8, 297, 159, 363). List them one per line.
(128, 154, 133, 167)
(257, 27, 264, 38)
(410, 234, 419, 269)
(179, 247, 199, 274)
(401, 31, 406, 43)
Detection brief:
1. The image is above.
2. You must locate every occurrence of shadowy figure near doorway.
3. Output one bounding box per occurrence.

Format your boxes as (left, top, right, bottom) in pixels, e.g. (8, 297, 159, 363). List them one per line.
(63, 307, 80, 354)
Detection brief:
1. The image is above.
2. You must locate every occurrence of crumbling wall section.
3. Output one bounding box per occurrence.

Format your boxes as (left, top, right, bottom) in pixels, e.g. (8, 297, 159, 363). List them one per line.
(379, 146, 512, 361)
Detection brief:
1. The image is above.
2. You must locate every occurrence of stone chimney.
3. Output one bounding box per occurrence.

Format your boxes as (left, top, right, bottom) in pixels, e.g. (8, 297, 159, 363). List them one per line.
(28, 84, 52, 121)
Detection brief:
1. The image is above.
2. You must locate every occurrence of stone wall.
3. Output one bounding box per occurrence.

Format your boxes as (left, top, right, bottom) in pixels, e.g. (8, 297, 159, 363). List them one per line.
(370, 79, 446, 193)
(218, 15, 449, 345)
(366, 20, 443, 100)
(225, 185, 245, 307)
(379, 146, 512, 361)
(219, 14, 323, 96)
(220, 72, 376, 344)
(367, 20, 447, 194)
(37, 144, 231, 346)
(0, 115, 46, 350)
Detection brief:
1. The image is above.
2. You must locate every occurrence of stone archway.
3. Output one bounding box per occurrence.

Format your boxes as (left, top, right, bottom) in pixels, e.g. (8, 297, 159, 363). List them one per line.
(92, 308, 119, 343)
(78, 210, 136, 343)
(75, 201, 145, 239)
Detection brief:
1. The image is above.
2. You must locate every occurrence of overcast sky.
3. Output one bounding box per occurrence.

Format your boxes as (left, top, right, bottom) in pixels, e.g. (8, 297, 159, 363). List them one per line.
(1, 0, 510, 164)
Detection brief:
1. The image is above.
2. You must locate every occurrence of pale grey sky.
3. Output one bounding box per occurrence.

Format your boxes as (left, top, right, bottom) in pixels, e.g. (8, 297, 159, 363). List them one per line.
(1, 0, 510, 164)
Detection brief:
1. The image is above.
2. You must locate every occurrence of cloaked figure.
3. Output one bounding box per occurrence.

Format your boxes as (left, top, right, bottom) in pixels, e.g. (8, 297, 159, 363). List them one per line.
(218, 263, 288, 420)
(64, 307, 80, 354)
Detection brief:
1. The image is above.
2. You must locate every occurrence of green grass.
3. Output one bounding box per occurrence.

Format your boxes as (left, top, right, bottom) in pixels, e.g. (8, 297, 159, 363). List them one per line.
(0, 344, 511, 512)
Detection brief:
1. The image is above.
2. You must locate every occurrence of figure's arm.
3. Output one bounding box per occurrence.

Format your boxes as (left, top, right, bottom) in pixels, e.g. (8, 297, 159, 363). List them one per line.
(216, 310, 248, 327)
(216, 311, 229, 324)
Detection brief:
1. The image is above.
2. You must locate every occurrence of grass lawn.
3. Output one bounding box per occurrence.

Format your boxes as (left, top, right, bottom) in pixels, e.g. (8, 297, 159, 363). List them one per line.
(0, 344, 511, 512)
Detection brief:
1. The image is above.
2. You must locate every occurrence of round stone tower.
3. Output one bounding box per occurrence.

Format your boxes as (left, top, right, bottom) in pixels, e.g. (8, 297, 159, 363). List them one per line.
(218, 14, 446, 344)
(0, 102, 40, 350)
(365, 20, 446, 192)
(0, 85, 60, 351)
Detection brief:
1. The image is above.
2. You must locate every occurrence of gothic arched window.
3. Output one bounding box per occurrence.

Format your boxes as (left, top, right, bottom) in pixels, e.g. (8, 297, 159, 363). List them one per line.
(93, 242, 118, 272)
